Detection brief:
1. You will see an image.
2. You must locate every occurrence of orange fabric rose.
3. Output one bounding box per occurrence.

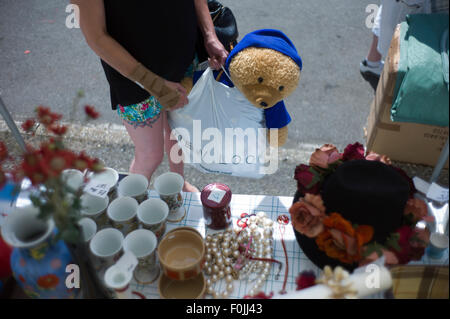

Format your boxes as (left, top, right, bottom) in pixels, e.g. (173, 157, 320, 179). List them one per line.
(309, 144, 342, 169)
(316, 213, 374, 264)
(289, 195, 326, 238)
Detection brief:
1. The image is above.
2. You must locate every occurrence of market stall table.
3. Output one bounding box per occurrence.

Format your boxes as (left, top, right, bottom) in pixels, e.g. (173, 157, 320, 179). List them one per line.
(128, 190, 449, 299)
(3, 182, 448, 299)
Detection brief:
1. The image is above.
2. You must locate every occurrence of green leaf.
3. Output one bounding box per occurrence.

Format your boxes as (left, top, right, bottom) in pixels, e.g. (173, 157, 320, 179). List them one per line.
(363, 242, 384, 258)
(386, 233, 401, 252)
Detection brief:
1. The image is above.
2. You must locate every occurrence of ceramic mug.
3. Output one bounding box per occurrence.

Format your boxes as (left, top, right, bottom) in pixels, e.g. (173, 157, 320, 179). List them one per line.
(107, 197, 139, 236)
(89, 228, 124, 272)
(123, 229, 159, 284)
(154, 172, 185, 222)
(104, 264, 134, 299)
(78, 217, 97, 244)
(118, 174, 149, 204)
(88, 167, 120, 201)
(157, 227, 206, 281)
(81, 193, 110, 229)
(137, 198, 169, 241)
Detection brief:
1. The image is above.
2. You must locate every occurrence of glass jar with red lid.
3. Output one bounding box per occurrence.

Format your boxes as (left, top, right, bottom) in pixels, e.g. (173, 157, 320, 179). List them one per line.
(200, 183, 232, 230)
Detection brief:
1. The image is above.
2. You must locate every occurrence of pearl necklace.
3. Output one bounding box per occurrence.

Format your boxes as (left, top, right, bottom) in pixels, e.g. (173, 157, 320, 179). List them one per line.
(204, 211, 274, 298)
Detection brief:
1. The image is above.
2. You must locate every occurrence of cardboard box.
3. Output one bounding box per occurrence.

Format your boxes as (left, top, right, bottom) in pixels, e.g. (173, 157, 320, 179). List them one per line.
(366, 26, 449, 168)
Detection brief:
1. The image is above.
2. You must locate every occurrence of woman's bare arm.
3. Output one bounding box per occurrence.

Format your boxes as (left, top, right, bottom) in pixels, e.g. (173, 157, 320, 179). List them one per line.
(194, 0, 228, 69)
(71, 0, 138, 77)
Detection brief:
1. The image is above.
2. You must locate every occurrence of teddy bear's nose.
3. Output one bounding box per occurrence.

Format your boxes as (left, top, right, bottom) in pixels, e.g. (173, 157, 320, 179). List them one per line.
(256, 97, 268, 107)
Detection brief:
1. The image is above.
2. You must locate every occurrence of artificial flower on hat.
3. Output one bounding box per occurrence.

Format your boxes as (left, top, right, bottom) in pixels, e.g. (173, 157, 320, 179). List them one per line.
(291, 142, 433, 270)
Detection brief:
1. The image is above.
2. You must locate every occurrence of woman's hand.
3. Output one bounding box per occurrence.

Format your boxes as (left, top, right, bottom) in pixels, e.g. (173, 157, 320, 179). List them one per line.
(164, 80, 188, 110)
(204, 36, 229, 70)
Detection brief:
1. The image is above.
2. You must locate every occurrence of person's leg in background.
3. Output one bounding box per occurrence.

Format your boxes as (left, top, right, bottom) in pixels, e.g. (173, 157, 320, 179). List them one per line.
(162, 111, 199, 192)
(360, 4, 384, 77)
(123, 114, 164, 180)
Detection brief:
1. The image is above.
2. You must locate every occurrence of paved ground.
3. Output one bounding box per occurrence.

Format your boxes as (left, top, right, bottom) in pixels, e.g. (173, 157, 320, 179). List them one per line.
(0, 0, 448, 195)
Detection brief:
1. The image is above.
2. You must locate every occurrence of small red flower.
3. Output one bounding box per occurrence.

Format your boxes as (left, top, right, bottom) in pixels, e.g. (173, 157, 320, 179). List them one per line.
(296, 271, 316, 290)
(35, 106, 62, 127)
(21, 119, 36, 133)
(84, 105, 100, 119)
(48, 125, 68, 136)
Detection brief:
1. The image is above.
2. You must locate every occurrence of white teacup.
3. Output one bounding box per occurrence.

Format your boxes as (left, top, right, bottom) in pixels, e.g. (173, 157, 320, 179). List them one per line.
(88, 167, 120, 200)
(137, 198, 169, 240)
(154, 172, 185, 222)
(62, 169, 84, 192)
(123, 229, 159, 284)
(81, 193, 110, 229)
(118, 174, 149, 203)
(89, 228, 124, 272)
(107, 196, 139, 236)
(78, 217, 97, 243)
(104, 264, 133, 299)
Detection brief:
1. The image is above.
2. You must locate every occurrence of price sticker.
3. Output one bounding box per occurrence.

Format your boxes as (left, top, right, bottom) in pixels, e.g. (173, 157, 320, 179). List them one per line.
(208, 189, 226, 204)
(84, 182, 110, 198)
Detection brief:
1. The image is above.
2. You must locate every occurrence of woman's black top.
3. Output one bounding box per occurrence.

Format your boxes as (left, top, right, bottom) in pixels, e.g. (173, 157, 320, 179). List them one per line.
(101, 0, 198, 109)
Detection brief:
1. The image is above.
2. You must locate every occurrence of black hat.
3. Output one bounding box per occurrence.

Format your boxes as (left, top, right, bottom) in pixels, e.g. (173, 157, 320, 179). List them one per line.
(293, 160, 411, 271)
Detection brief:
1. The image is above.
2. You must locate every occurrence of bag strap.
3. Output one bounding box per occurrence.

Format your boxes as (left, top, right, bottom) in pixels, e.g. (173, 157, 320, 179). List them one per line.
(215, 43, 234, 82)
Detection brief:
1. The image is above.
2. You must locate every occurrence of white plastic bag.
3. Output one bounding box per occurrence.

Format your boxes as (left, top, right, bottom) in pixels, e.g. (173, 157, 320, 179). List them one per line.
(168, 67, 270, 178)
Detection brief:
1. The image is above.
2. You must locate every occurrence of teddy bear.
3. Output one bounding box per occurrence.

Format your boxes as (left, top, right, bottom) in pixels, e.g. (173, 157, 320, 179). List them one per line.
(224, 29, 302, 147)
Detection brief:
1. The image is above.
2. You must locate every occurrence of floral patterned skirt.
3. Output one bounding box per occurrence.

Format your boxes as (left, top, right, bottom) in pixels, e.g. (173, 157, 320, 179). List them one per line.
(116, 57, 198, 128)
(117, 96, 163, 128)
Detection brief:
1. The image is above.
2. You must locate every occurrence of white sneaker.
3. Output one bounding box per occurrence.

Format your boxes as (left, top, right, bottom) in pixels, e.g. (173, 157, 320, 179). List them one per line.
(360, 59, 384, 77)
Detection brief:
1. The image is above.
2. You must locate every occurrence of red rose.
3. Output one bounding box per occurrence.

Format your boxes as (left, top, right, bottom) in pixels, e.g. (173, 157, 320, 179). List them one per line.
(296, 271, 316, 290)
(393, 226, 415, 264)
(309, 144, 342, 169)
(342, 142, 365, 161)
(294, 164, 321, 195)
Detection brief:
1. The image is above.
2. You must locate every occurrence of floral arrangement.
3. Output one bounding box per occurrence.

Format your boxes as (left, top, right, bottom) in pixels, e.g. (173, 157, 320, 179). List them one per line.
(290, 142, 433, 266)
(0, 105, 102, 244)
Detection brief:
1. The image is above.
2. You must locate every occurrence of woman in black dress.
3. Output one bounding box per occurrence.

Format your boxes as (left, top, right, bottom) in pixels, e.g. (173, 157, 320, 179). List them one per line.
(72, 0, 228, 191)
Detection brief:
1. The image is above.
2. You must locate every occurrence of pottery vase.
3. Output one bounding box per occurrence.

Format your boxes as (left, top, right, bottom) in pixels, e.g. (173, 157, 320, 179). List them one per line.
(1, 205, 79, 299)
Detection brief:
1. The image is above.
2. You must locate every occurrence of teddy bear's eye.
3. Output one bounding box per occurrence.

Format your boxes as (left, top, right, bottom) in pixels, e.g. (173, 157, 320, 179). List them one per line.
(279, 86, 285, 92)
(258, 77, 264, 84)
